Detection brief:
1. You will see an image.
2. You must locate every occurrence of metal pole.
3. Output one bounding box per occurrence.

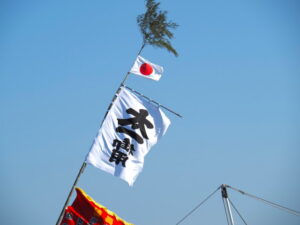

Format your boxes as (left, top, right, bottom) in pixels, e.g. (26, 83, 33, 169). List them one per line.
(222, 196, 231, 225)
(55, 44, 146, 225)
(221, 184, 235, 225)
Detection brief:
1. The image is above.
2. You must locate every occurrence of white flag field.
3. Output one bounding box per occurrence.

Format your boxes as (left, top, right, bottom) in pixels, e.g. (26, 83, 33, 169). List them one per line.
(86, 87, 171, 185)
(130, 55, 163, 81)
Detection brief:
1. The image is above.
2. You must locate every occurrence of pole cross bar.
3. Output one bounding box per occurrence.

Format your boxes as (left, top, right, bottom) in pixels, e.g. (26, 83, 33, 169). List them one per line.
(123, 85, 183, 118)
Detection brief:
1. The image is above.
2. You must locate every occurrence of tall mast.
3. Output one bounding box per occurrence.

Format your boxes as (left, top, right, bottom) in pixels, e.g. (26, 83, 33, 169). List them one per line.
(221, 184, 235, 225)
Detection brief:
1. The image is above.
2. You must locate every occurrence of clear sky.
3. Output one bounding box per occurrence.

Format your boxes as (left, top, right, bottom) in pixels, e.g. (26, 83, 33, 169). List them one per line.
(1, 0, 300, 224)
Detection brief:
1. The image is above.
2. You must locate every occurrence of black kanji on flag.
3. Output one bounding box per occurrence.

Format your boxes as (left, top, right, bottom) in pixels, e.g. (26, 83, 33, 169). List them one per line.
(109, 138, 135, 167)
(116, 108, 154, 144)
(113, 138, 135, 155)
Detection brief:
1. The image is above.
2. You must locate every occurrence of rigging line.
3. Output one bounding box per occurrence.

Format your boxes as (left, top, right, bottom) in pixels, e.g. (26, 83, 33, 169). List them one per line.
(228, 198, 248, 225)
(225, 184, 300, 217)
(175, 186, 221, 225)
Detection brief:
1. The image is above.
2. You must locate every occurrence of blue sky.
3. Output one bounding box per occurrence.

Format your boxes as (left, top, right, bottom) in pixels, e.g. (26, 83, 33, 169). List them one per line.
(1, 0, 300, 224)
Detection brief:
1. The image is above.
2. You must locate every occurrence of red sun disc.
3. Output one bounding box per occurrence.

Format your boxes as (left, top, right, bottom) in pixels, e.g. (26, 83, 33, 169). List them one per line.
(139, 63, 153, 76)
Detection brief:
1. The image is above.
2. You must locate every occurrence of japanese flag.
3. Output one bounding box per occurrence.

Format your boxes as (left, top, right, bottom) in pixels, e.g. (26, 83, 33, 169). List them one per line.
(86, 87, 170, 185)
(129, 55, 163, 81)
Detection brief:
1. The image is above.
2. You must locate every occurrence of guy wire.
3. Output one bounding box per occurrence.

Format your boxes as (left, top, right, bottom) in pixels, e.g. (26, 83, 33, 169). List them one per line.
(175, 186, 221, 225)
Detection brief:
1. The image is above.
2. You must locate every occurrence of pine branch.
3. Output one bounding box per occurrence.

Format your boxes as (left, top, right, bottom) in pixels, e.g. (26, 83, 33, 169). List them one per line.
(137, 0, 179, 56)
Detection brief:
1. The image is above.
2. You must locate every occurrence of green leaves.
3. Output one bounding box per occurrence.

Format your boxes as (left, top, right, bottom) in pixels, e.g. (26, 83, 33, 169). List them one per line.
(137, 0, 179, 56)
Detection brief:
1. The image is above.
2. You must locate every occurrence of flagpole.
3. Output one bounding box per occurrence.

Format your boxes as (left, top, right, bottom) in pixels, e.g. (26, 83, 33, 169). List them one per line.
(55, 43, 146, 225)
(55, 162, 87, 225)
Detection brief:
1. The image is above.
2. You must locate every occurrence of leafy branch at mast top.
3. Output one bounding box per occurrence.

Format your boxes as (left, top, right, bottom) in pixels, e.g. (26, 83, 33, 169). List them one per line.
(137, 0, 179, 56)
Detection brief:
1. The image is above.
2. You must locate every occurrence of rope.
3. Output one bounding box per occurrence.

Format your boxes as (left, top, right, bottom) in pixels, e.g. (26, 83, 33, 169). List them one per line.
(228, 198, 248, 225)
(175, 186, 221, 225)
(226, 185, 300, 217)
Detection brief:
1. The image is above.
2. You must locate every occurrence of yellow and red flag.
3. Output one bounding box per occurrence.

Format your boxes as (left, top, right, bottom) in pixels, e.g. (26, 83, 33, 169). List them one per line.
(60, 187, 133, 225)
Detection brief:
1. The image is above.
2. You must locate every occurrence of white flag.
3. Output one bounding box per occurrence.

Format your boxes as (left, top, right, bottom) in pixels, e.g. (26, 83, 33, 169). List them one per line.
(129, 55, 163, 81)
(86, 87, 170, 185)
